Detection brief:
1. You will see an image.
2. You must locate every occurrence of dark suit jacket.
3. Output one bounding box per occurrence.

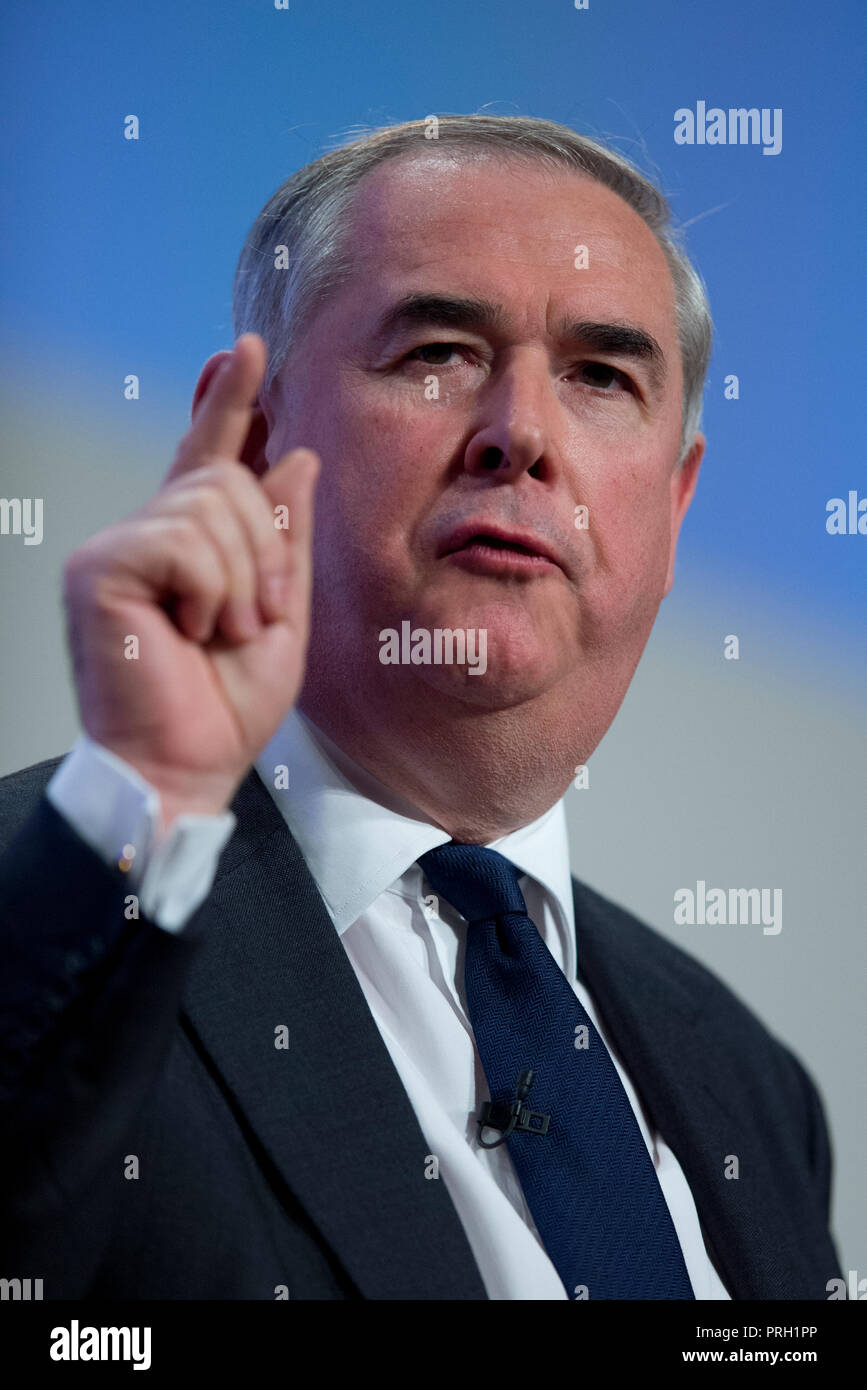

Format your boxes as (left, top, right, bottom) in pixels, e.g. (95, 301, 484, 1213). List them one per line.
(0, 755, 843, 1300)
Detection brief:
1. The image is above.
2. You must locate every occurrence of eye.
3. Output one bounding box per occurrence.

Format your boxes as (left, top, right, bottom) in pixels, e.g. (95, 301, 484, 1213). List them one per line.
(573, 362, 633, 393)
(405, 341, 468, 367)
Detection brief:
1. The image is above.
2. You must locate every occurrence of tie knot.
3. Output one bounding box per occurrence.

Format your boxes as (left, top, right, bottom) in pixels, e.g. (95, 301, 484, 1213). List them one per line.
(417, 843, 528, 923)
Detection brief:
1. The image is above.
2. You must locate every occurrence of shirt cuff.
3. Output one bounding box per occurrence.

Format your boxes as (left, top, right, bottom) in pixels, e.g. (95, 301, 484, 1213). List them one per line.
(46, 734, 236, 933)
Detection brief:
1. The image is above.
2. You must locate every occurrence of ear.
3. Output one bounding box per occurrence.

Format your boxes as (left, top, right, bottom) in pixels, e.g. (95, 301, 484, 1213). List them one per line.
(191, 349, 271, 478)
(663, 433, 705, 597)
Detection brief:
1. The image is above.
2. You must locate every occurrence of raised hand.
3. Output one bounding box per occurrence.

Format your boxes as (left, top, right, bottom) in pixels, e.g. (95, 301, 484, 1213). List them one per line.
(62, 334, 319, 831)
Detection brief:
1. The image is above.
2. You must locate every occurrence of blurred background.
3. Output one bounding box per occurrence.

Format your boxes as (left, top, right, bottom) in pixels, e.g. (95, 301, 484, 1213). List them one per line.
(1, 0, 864, 1278)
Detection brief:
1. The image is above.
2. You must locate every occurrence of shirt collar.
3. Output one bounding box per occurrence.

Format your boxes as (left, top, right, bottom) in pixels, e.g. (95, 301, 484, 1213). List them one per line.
(254, 708, 576, 974)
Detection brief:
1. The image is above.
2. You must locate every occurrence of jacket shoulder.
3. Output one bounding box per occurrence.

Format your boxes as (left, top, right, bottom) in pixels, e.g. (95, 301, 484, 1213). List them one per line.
(571, 875, 831, 1176)
(0, 755, 66, 854)
(573, 873, 771, 1022)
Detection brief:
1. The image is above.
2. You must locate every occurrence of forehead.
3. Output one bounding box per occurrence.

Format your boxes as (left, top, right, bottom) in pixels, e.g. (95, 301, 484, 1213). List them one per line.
(336, 151, 678, 349)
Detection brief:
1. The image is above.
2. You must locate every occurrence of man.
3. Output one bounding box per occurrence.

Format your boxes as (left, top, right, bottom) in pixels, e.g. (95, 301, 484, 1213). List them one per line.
(0, 115, 843, 1300)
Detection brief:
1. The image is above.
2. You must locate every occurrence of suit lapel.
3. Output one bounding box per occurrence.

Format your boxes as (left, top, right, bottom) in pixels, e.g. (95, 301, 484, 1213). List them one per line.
(572, 880, 835, 1299)
(181, 767, 487, 1300)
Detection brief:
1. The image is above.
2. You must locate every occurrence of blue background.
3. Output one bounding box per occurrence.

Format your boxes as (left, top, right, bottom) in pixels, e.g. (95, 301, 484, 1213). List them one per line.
(2, 0, 865, 642)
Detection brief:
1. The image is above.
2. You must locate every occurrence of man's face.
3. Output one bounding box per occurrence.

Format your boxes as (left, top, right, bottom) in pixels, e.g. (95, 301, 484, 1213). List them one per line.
(263, 153, 702, 735)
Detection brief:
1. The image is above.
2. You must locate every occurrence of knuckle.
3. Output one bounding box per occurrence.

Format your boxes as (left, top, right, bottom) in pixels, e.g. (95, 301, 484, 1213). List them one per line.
(195, 456, 241, 487)
(162, 513, 217, 566)
(63, 525, 123, 582)
(179, 544, 224, 601)
(165, 511, 200, 542)
(184, 484, 227, 526)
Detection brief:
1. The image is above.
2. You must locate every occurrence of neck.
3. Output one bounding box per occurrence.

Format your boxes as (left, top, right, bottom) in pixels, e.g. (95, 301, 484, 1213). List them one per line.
(298, 678, 588, 844)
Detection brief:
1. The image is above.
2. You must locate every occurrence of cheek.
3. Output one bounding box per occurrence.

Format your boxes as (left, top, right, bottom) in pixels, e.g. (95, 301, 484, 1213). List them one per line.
(320, 393, 451, 564)
(580, 460, 674, 637)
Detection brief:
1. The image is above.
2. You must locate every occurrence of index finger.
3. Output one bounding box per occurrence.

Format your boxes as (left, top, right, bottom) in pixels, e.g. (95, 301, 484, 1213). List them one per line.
(166, 333, 267, 483)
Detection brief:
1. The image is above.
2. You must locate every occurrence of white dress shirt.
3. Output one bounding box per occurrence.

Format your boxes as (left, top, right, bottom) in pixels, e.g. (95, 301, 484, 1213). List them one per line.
(46, 714, 731, 1301)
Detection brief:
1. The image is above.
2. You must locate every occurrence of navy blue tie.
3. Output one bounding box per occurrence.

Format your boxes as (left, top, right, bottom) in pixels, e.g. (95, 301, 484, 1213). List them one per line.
(418, 843, 695, 1300)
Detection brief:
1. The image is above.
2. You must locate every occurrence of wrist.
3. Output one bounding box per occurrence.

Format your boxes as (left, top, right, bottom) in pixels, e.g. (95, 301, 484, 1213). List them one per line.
(156, 783, 240, 836)
(85, 741, 243, 835)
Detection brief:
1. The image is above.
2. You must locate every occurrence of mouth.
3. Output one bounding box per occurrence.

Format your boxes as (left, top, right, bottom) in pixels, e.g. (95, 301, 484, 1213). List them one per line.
(440, 523, 563, 577)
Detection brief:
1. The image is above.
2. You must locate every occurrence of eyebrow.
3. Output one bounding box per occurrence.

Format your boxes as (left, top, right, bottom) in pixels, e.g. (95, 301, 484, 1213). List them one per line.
(371, 293, 667, 393)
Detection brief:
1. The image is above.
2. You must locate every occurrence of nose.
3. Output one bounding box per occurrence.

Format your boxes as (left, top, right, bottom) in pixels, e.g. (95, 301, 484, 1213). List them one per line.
(462, 351, 556, 483)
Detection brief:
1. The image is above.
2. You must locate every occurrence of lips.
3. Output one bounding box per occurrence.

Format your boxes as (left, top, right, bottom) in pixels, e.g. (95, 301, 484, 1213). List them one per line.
(440, 522, 563, 571)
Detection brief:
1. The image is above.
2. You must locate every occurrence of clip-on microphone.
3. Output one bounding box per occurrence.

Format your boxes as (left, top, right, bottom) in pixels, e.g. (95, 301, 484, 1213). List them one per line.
(477, 1068, 551, 1148)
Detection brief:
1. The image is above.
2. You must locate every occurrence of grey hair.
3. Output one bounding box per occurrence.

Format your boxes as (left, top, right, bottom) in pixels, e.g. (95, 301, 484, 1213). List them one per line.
(233, 114, 712, 463)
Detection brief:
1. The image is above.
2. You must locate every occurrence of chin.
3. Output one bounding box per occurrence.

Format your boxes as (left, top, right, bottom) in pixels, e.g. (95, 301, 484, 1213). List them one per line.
(410, 621, 569, 709)
(419, 666, 561, 709)
(371, 585, 577, 703)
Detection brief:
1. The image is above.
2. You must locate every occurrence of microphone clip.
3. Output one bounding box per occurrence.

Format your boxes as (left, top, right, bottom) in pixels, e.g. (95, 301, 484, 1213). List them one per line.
(477, 1068, 550, 1148)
